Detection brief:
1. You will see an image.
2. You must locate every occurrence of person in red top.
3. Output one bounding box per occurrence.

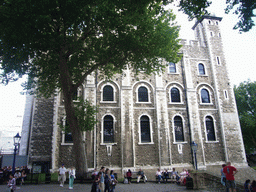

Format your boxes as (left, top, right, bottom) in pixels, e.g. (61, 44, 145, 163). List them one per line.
(126, 169, 132, 184)
(223, 162, 238, 192)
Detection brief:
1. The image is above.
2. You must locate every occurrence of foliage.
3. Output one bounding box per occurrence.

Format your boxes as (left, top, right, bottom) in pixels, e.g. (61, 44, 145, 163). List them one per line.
(234, 80, 256, 153)
(60, 97, 98, 133)
(178, 0, 255, 32)
(0, 0, 181, 173)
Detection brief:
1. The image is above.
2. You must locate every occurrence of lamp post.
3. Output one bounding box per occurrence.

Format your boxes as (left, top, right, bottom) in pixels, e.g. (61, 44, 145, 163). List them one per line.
(12, 133, 21, 175)
(191, 141, 198, 170)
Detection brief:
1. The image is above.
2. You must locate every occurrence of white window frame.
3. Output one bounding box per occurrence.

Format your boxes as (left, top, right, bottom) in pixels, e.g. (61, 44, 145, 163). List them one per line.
(100, 83, 117, 103)
(136, 84, 151, 104)
(61, 116, 73, 145)
(138, 114, 154, 145)
(73, 87, 82, 102)
(169, 86, 183, 104)
(197, 63, 207, 76)
(199, 87, 213, 105)
(100, 114, 117, 145)
(172, 115, 187, 144)
(204, 115, 218, 143)
(168, 62, 179, 74)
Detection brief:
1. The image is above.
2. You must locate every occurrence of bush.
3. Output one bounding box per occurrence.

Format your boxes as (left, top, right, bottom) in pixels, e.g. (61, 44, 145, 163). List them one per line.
(51, 172, 59, 182)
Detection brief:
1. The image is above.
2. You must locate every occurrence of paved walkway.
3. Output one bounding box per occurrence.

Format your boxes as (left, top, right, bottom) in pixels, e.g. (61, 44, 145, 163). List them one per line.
(0, 182, 209, 192)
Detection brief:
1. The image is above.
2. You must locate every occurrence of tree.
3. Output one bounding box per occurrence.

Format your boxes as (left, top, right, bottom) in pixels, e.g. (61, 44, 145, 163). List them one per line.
(178, 0, 256, 32)
(234, 80, 256, 153)
(0, 0, 181, 175)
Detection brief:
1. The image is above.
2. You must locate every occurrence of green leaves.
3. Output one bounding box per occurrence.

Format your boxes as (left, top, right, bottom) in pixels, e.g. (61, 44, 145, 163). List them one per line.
(74, 97, 97, 132)
(234, 80, 256, 153)
(178, 0, 255, 32)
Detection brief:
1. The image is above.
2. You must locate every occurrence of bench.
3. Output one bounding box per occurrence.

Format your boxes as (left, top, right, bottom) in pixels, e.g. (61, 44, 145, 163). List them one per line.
(155, 172, 178, 183)
(124, 171, 146, 183)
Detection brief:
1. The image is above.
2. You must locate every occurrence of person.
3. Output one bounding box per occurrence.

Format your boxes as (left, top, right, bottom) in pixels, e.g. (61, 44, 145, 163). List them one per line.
(7, 174, 16, 192)
(251, 180, 256, 192)
(104, 168, 110, 192)
(163, 169, 169, 183)
(59, 164, 67, 187)
(244, 179, 251, 192)
(92, 172, 101, 192)
(178, 168, 188, 185)
(221, 164, 226, 186)
(126, 169, 132, 184)
(170, 168, 179, 182)
(92, 168, 98, 180)
(99, 166, 105, 192)
(223, 162, 238, 192)
(156, 168, 162, 184)
(69, 167, 76, 190)
(110, 170, 118, 192)
(14, 170, 21, 185)
(137, 168, 145, 183)
(21, 170, 27, 185)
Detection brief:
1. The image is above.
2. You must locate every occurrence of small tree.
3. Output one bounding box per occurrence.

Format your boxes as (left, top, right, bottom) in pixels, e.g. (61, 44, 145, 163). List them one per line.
(0, 0, 181, 175)
(234, 80, 256, 153)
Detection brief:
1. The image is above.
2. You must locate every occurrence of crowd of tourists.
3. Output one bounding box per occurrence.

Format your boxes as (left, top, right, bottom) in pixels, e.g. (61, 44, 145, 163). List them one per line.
(0, 166, 29, 191)
(58, 164, 118, 191)
(91, 167, 118, 192)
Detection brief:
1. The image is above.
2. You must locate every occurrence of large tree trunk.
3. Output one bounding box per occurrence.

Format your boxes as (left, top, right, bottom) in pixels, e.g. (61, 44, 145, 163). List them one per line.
(58, 49, 88, 177)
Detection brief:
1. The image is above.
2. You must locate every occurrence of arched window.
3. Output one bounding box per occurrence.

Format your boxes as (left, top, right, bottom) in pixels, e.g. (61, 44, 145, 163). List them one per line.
(171, 88, 181, 102)
(138, 86, 148, 102)
(174, 116, 184, 142)
(201, 89, 210, 103)
(205, 116, 216, 141)
(103, 85, 114, 101)
(140, 115, 151, 142)
(103, 115, 114, 143)
(169, 62, 176, 73)
(198, 63, 205, 75)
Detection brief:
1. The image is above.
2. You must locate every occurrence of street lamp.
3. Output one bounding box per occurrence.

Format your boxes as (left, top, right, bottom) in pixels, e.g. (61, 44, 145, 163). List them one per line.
(12, 133, 21, 175)
(191, 141, 198, 170)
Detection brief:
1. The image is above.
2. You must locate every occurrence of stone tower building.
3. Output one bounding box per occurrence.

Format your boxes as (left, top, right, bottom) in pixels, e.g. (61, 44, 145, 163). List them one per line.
(20, 15, 247, 174)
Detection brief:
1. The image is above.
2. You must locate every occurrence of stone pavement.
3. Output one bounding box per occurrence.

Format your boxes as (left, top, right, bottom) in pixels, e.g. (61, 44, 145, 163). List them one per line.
(0, 182, 210, 192)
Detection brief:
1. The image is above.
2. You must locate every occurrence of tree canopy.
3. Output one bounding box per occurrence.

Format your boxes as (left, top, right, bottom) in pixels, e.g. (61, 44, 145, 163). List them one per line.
(234, 80, 256, 153)
(178, 0, 256, 32)
(0, 0, 181, 174)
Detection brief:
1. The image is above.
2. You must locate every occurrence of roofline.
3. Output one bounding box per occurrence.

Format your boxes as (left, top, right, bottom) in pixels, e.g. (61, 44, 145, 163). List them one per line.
(192, 15, 223, 30)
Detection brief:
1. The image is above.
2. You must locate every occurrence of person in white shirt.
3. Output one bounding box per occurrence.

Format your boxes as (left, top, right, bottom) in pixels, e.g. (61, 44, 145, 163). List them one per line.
(59, 164, 67, 187)
(156, 168, 162, 183)
(69, 167, 76, 189)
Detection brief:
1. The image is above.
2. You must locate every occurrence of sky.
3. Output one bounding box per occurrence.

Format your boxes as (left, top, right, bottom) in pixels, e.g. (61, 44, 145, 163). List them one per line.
(0, 1, 255, 132)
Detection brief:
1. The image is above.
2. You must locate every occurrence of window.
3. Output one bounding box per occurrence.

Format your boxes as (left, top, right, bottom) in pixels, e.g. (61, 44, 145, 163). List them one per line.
(201, 89, 210, 103)
(140, 115, 151, 142)
(171, 88, 181, 102)
(198, 63, 205, 75)
(224, 90, 228, 99)
(138, 86, 149, 102)
(174, 116, 184, 142)
(169, 62, 176, 73)
(205, 116, 216, 141)
(62, 118, 73, 144)
(72, 90, 78, 101)
(210, 32, 213, 37)
(103, 85, 114, 101)
(216, 57, 221, 65)
(103, 115, 114, 143)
